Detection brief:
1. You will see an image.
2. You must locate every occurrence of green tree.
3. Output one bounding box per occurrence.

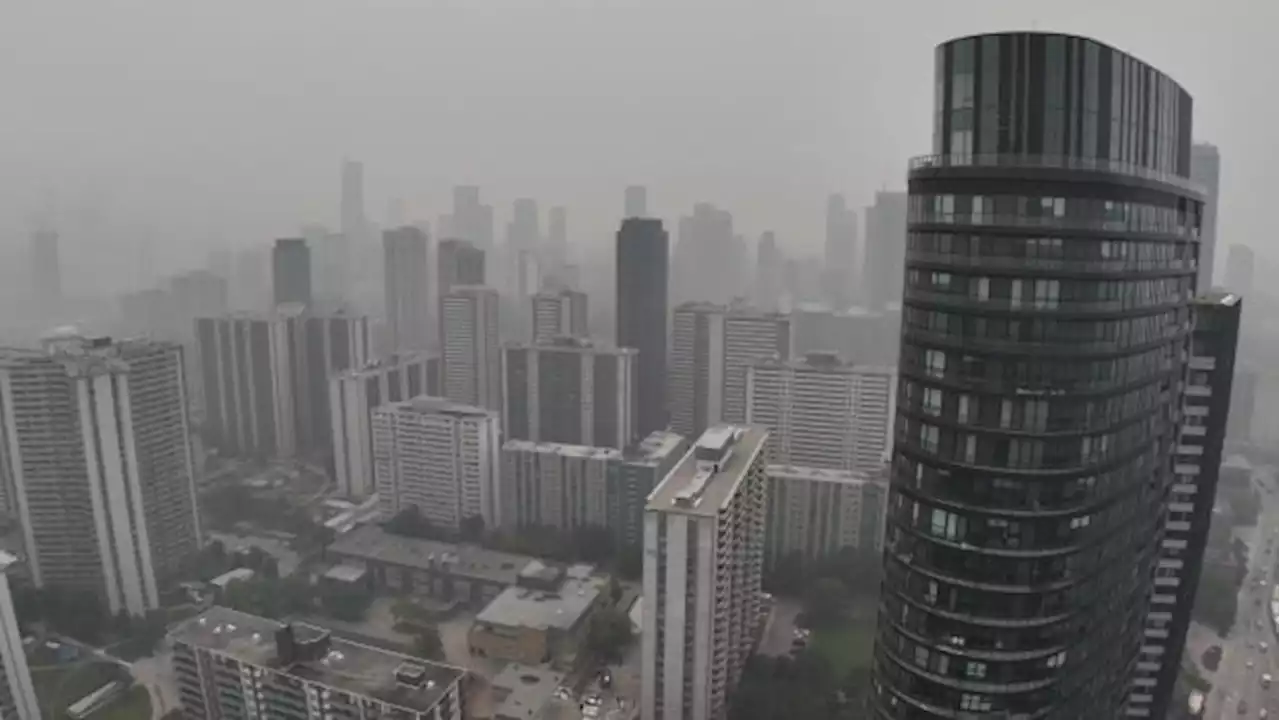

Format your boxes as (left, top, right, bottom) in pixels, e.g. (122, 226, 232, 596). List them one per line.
(803, 577, 850, 629)
(587, 607, 633, 664)
(413, 626, 445, 660)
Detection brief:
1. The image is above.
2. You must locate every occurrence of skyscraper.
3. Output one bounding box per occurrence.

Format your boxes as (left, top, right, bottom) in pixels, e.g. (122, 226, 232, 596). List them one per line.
(271, 237, 312, 307)
(822, 195, 858, 309)
(873, 32, 1202, 718)
(1222, 243, 1255, 298)
(29, 228, 62, 312)
(437, 238, 486, 298)
(530, 289, 588, 343)
(383, 226, 432, 352)
(297, 311, 373, 453)
(340, 158, 367, 244)
(502, 337, 635, 449)
(447, 185, 495, 250)
(624, 185, 648, 218)
(861, 190, 908, 311)
(440, 285, 501, 411)
(616, 218, 670, 438)
(753, 231, 783, 311)
(0, 552, 38, 719)
(1190, 143, 1220, 289)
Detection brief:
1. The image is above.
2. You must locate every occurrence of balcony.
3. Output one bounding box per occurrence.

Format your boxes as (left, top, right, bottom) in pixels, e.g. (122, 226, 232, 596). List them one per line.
(908, 153, 1205, 195)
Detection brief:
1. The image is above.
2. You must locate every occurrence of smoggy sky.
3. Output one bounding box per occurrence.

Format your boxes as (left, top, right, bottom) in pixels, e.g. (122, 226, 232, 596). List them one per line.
(1, 0, 1275, 287)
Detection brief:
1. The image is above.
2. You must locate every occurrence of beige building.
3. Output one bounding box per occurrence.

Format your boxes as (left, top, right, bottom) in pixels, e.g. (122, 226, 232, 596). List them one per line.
(468, 562, 602, 666)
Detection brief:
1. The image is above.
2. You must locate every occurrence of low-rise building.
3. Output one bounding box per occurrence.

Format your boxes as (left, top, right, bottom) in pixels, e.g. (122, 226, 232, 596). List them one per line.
(469, 562, 602, 666)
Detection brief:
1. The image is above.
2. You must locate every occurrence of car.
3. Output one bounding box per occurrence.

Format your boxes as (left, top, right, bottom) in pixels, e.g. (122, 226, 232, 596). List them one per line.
(1247, 660, 1255, 669)
(584, 695, 603, 707)
(1261, 642, 1269, 653)
(1239, 700, 1248, 715)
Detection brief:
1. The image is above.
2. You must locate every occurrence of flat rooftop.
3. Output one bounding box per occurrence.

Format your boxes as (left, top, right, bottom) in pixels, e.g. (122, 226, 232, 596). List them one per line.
(766, 464, 876, 486)
(170, 606, 466, 713)
(646, 425, 769, 517)
(328, 524, 536, 585)
(375, 395, 493, 419)
(490, 663, 564, 720)
(502, 439, 621, 461)
(475, 566, 601, 632)
(621, 431, 687, 465)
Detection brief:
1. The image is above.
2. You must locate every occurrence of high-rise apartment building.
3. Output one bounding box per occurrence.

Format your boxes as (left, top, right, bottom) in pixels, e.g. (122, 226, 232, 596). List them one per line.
(861, 190, 908, 311)
(764, 465, 887, 567)
(340, 159, 367, 244)
(0, 334, 202, 617)
(330, 353, 441, 498)
(753, 232, 783, 312)
(1190, 143, 1220, 290)
(531, 290, 588, 343)
(747, 352, 893, 472)
(440, 285, 501, 411)
(305, 225, 351, 309)
(625, 185, 648, 218)
(443, 185, 495, 250)
(668, 302, 791, 439)
(641, 425, 769, 720)
(384, 226, 433, 352)
(607, 431, 689, 549)
(29, 228, 62, 312)
(0, 552, 37, 719)
(503, 337, 635, 449)
(672, 203, 745, 306)
(1127, 293, 1240, 718)
(296, 311, 372, 453)
(616, 218, 670, 438)
(272, 238, 312, 308)
(499, 441, 619, 533)
(873, 33, 1203, 718)
(372, 396, 501, 532)
(437, 239, 487, 298)
(790, 303, 899, 366)
(171, 607, 467, 720)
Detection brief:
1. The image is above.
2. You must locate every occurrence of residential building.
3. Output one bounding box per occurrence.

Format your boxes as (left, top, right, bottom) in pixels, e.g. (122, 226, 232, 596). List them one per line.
(1227, 364, 1257, 443)
(306, 225, 351, 309)
(1190, 143, 1219, 289)
(271, 237, 312, 307)
(822, 194, 858, 310)
(616, 218, 670, 438)
(372, 396, 501, 532)
(0, 551, 40, 719)
(668, 302, 790, 439)
(440, 285, 501, 411)
(1127, 293, 1241, 718)
(873, 33, 1202, 718)
(499, 441, 619, 532)
(296, 311, 373, 453)
(170, 606, 467, 720)
(790, 303, 899, 366)
(746, 352, 894, 472)
(641, 425, 769, 720)
(502, 337, 635, 449)
(437, 239, 486, 298)
(764, 465, 887, 567)
(531, 289, 588, 343)
(384, 226, 433, 352)
(468, 562, 603, 665)
(0, 333, 202, 616)
(329, 353, 441, 497)
(607, 431, 689, 549)
(861, 190, 908, 311)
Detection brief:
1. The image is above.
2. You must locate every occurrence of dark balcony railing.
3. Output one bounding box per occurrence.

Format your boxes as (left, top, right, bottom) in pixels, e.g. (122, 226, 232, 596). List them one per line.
(908, 153, 1204, 195)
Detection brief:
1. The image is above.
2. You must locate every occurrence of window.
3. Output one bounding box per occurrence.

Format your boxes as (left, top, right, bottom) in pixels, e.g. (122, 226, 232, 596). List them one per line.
(923, 388, 943, 416)
(1046, 651, 1067, 668)
(914, 646, 929, 667)
(964, 661, 987, 679)
(925, 580, 938, 605)
(1000, 399, 1012, 429)
(930, 508, 964, 541)
(925, 349, 947, 379)
(1070, 515, 1091, 530)
(962, 434, 977, 463)
(956, 394, 972, 423)
(1034, 279, 1060, 309)
(919, 424, 940, 453)
(976, 277, 990, 301)
(960, 694, 992, 712)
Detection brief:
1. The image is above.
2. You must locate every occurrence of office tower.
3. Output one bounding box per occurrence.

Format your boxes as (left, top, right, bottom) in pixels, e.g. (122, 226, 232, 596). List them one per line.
(384, 226, 432, 352)
(608, 431, 689, 549)
(499, 441, 619, 532)
(440, 285, 501, 411)
(29, 228, 62, 312)
(822, 195, 858, 309)
(673, 203, 744, 305)
(861, 190, 908, 311)
(531, 289, 589, 343)
(625, 185, 648, 218)
(196, 312, 299, 458)
(502, 337, 635, 449)
(372, 396, 501, 531)
(668, 302, 791, 439)
(873, 33, 1202, 718)
(438, 238, 486, 298)
(747, 352, 893, 472)
(296, 311, 372, 453)
(547, 206, 568, 261)
(271, 238, 312, 307)
(1222, 243, 1255, 298)
(1126, 293, 1240, 717)
(171, 607, 467, 720)
(340, 159, 367, 243)
(1190, 143, 1220, 289)
(753, 231, 783, 311)
(764, 465, 887, 567)
(230, 245, 271, 312)
(447, 185, 495, 250)
(641, 425, 769, 720)
(616, 218, 670, 438)
(306, 226, 351, 309)
(0, 552, 38, 719)
(0, 334, 201, 617)
(330, 353, 441, 498)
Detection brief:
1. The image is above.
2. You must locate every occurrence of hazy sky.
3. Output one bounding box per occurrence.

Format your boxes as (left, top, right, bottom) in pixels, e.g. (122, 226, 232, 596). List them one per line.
(1, 0, 1275, 286)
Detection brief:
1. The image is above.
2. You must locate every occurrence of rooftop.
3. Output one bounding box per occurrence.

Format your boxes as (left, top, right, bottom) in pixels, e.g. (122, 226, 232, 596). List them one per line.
(490, 663, 564, 720)
(503, 338, 635, 356)
(209, 567, 256, 589)
(170, 606, 466, 713)
(1194, 291, 1242, 307)
(374, 395, 494, 419)
(751, 354, 897, 375)
(621, 430, 688, 465)
(646, 425, 769, 516)
(475, 566, 601, 632)
(767, 464, 880, 486)
(336, 352, 439, 379)
(502, 439, 621, 461)
(328, 525, 536, 585)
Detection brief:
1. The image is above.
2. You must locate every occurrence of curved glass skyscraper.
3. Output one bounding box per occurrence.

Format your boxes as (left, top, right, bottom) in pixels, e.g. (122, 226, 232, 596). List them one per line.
(872, 33, 1204, 718)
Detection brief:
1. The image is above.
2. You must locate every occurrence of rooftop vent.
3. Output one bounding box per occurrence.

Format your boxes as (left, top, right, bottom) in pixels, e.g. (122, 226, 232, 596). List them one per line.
(395, 662, 428, 687)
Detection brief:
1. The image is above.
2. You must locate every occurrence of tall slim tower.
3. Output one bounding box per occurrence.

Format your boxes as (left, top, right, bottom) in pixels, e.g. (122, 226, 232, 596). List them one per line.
(860, 190, 907, 311)
(440, 285, 501, 411)
(1190, 143, 1220, 289)
(383, 226, 432, 352)
(616, 218, 669, 438)
(438, 239, 486, 298)
(29, 228, 62, 312)
(340, 159, 366, 243)
(271, 238, 312, 308)
(822, 195, 857, 309)
(872, 32, 1202, 718)
(530, 289, 589, 343)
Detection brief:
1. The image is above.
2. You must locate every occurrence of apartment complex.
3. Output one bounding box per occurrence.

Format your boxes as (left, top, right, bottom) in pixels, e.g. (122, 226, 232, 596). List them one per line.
(383, 225, 433, 352)
(296, 311, 373, 452)
(0, 552, 40, 719)
(329, 353, 441, 497)
(170, 606, 467, 720)
(440, 285, 501, 411)
(746, 352, 894, 472)
(372, 396, 501, 532)
(0, 334, 201, 616)
(764, 465, 888, 567)
(530, 289, 588, 343)
(502, 337, 635, 450)
(499, 441, 619, 533)
(641, 425, 769, 720)
(607, 431, 690, 549)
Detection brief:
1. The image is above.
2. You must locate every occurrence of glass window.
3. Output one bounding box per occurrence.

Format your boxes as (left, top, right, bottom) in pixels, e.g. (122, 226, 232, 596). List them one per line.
(964, 661, 987, 679)
(956, 394, 972, 423)
(980, 35, 1000, 155)
(923, 388, 943, 416)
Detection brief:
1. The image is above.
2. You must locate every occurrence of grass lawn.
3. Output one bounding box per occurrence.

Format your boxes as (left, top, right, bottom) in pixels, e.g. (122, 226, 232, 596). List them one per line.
(94, 684, 152, 720)
(810, 616, 876, 677)
(30, 659, 127, 718)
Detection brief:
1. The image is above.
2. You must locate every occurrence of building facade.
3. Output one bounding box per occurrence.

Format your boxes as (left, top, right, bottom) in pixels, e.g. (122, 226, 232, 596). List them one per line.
(641, 425, 769, 720)
(873, 32, 1203, 718)
(196, 312, 298, 458)
(499, 441, 619, 533)
(271, 237, 312, 308)
(296, 311, 373, 453)
(607, 431, 690, 550)
(440, 285, 501, 411)
(861, 191, 909, 311)
(764, 465, 887, 568)
(438, 239, 486, 298)
(0, 552, 38, 719)
(384, 226, 433, 352)
(616, 218, 670, 438)
(502, 338, 635, 450)
(531, 289, 588, 344)
(1189, 143, 1219, 290)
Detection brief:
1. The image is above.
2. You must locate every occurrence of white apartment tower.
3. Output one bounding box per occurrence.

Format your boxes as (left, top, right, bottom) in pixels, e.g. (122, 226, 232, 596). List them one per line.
(641, 425, 769, 720)
(764, 465, 888, 566)
(0, 552, 38, 719)
(746, 351, 894, 472)
(499, 440, 619, 533)
(440, 285, 501, 411)
(372, 396, 501, 532)
(530, 289, 588, 344)
(0, 333, 202, 617)
(196, 312, 298, 458)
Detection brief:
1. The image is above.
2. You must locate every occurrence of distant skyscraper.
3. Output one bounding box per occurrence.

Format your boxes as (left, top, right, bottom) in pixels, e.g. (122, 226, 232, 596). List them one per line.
(271, 238, 312, 307)
(383, 226, 432, 352)
(1191, 143, 1220, 289)
(305, 225, 351, 308)
(822, 195, 858, 309)
(641, 425, 768, 720)
(673, 203, 743, 305)
(547, 206, 568, 253)
(861, 190, 907, 310)
(340, 159, 366, 243)
(616, 218, 670, 438)
(296, 311, 372, 452)
(624, 185, 648, 218)
(440, 285, 501, 411)
(444, 185, 495, 250)
(437, 238, 486, 298)
(29, 228, 61, 311)
(753, 231, 783, 311)
(502, 337, 635, 449)
(530, 289, 588, 343)
(1223, 243, 1255, 298)
(0, 334, 201, 617)
(0, 552, 38, 719)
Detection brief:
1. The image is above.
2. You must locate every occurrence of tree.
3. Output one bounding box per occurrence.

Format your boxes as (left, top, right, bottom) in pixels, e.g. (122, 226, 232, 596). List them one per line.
(587, 607, 633, 664)
(413, 626, 444, 660)
(460, 515, 486, 543)
(803, 577, 850, 629)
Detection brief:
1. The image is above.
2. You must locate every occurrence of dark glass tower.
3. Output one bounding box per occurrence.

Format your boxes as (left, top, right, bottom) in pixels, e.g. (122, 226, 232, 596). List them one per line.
(616, 218, 669, 439)
(272, 237, 312, 308)
(873, 33, 1204, 718)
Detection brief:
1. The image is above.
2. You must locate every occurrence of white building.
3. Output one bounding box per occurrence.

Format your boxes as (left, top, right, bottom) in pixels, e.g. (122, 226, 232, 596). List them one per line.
(499, 440, 620, 532)
(764, 464, 888, 566)
(502, 337, 635, 450)
(329, 353, 441, 497)
(747, 351, 894, 472)
(530, 289, 588, 344)
(641, 425, 769, 720)
(0, 551, 38, 719)
(0, 333, 202, 617)
(440, 285, 501, 411)
(372, 396, 501, 532)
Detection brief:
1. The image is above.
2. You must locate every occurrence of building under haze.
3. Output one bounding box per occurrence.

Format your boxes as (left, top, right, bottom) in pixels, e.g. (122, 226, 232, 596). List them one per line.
(271, 237, 312, 308)
(531, 289, 588, 343)
(0, 334, 201, 617)
(502, 337, 635, 450)
(764, 465, 887, 567)
(437, 238, 486, 299)
(860, 190, 908, 311)
(1223, 243, 1254, 298)
(0, 552, 38, 719)
(616, 218, 670, 439)
(295, 311, 373, 453)
(28, 228, 62, 315)
(383, 226, 433, 352)
(823, 194, 858, 309)
(873, 32, 1203, 718)
(1190, 143, 1220, 290)
(440, 285, 502, 411)
(444, 185, 495, 250)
